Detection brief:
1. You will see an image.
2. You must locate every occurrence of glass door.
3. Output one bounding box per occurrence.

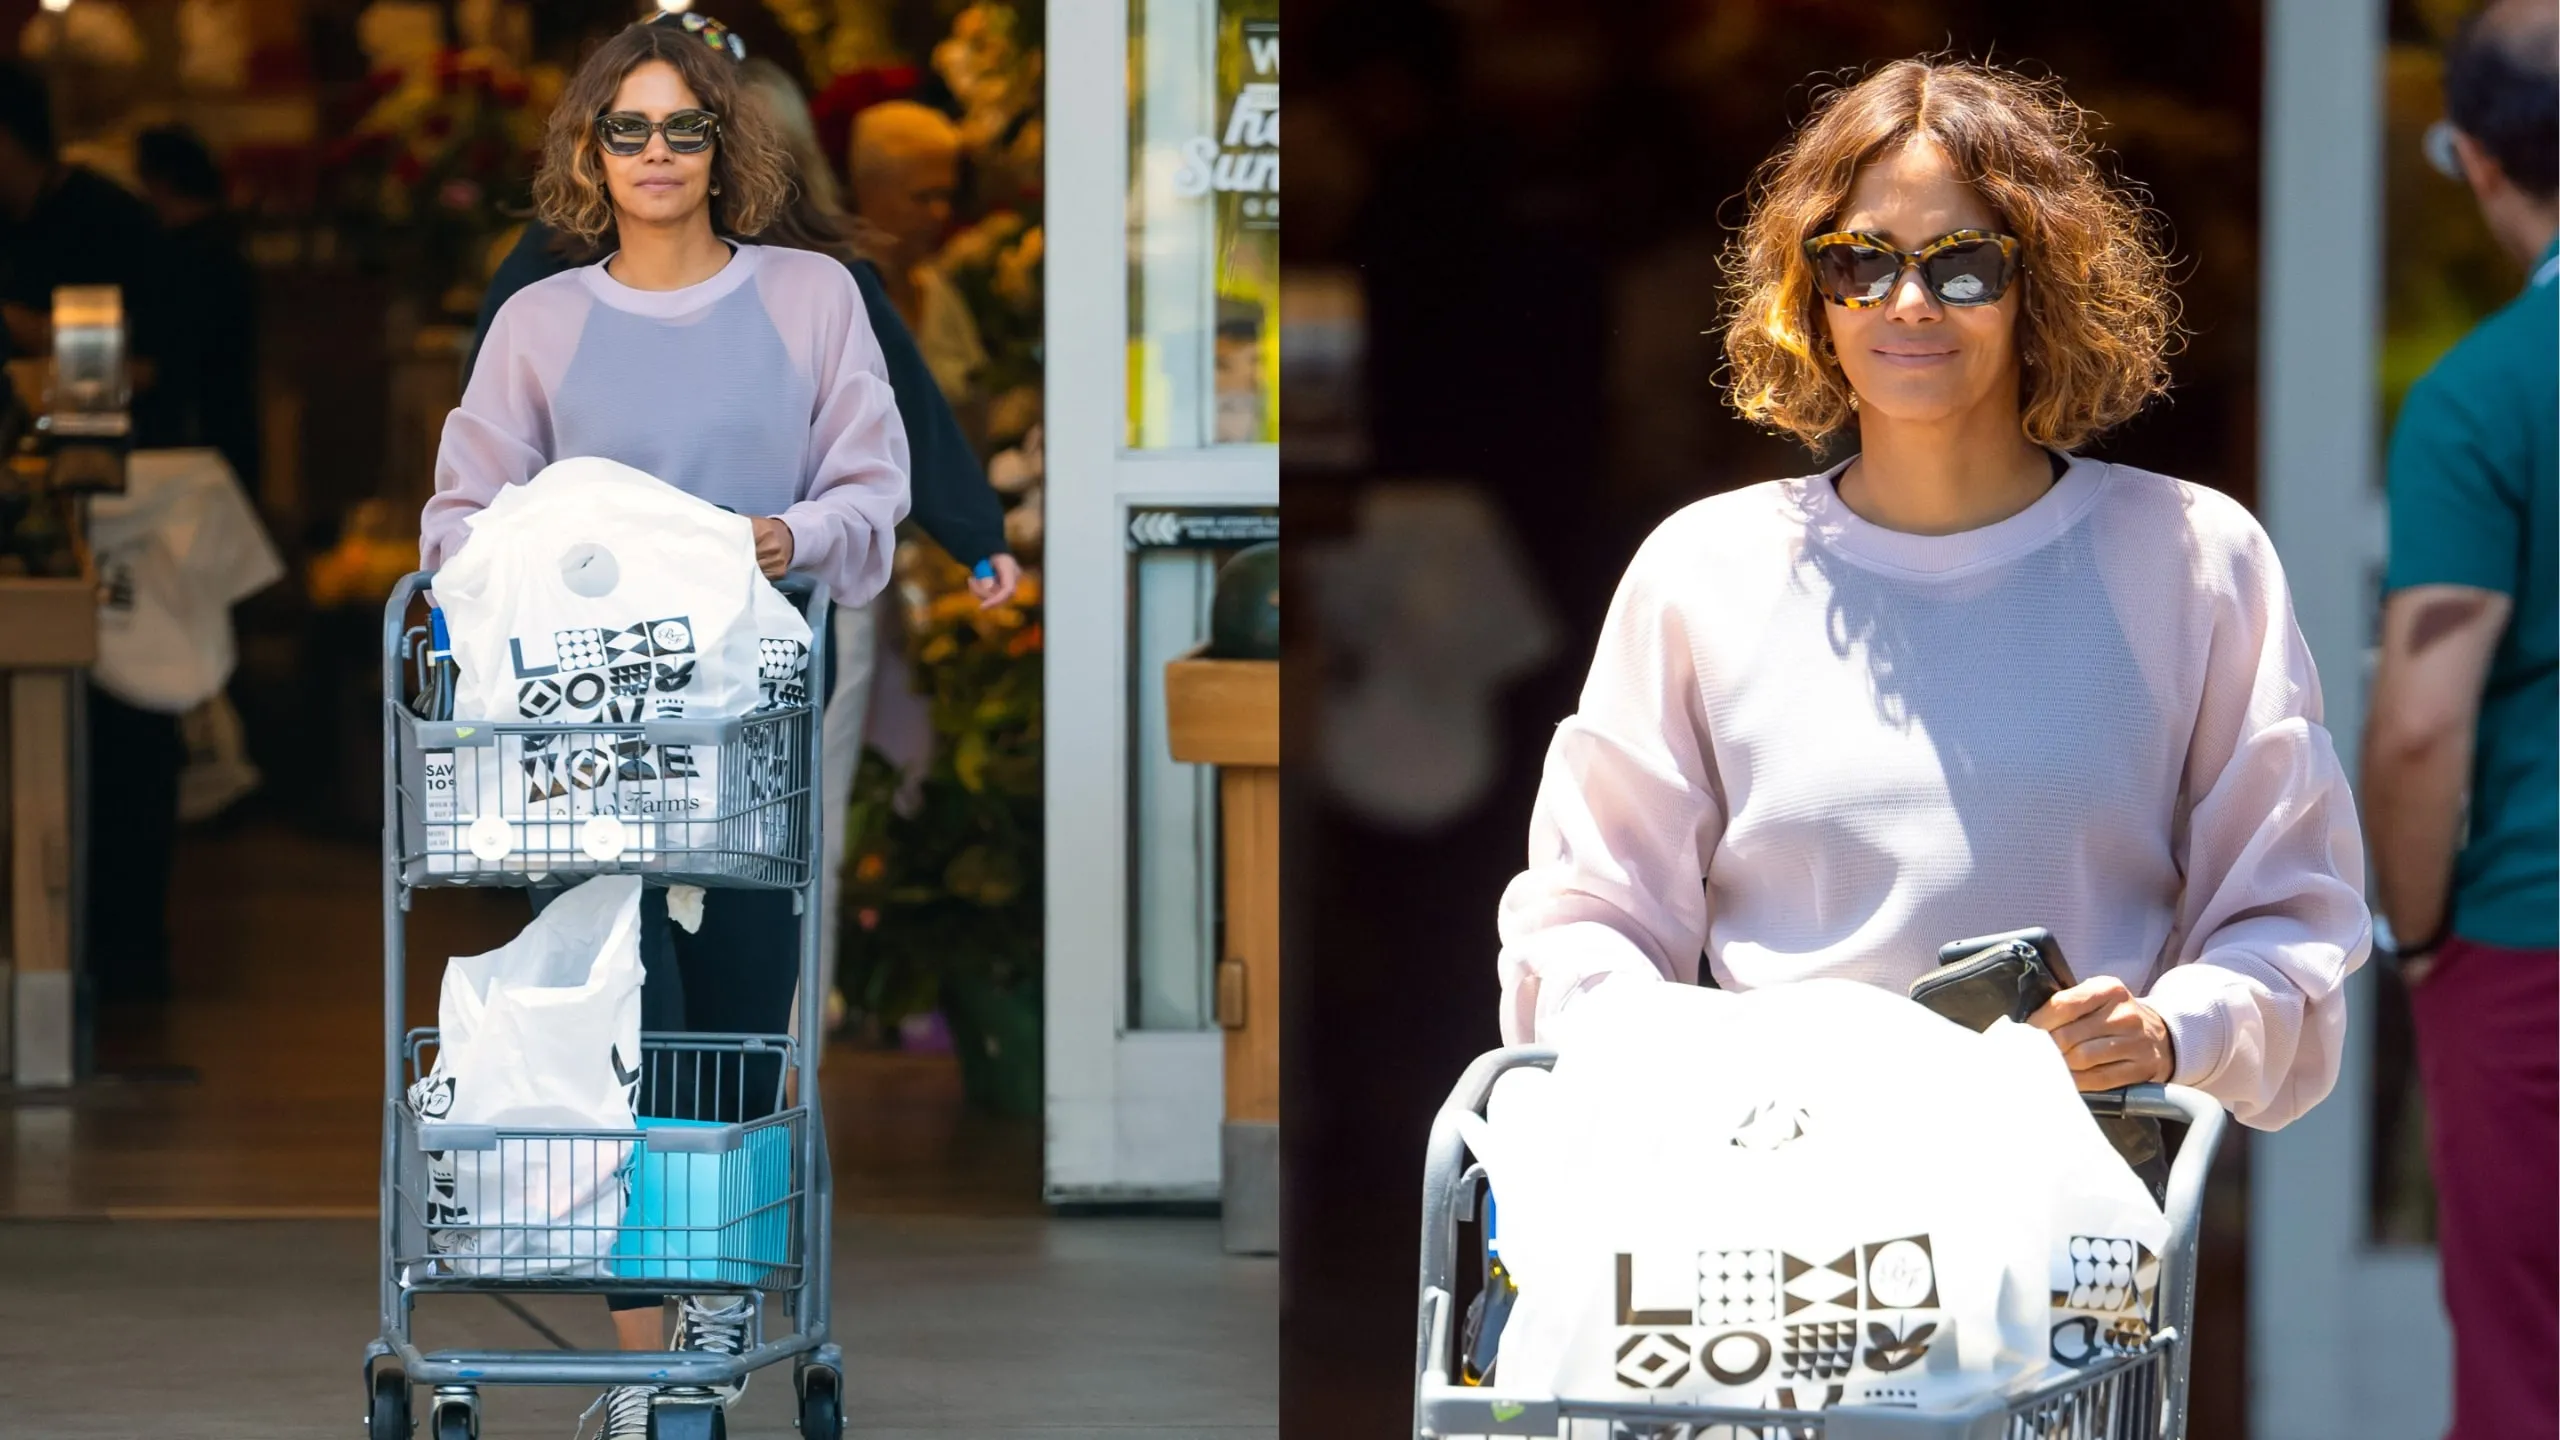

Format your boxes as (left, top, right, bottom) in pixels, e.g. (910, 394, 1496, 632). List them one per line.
(1044, 0, 1278, 1200)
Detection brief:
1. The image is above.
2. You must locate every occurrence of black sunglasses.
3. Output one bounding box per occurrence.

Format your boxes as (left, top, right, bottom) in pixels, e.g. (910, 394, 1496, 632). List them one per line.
(1803, 229, 2023, 308)
(595, 109, 720, 157)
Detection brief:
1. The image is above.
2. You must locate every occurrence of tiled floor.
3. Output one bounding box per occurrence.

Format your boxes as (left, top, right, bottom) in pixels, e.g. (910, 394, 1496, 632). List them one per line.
(0, 1213, 1275, 1437)
(0, 826, 1274, 1435)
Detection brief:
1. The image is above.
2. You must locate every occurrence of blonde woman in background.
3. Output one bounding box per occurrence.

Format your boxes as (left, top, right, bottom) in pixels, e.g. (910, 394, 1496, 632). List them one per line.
(848, 100, 988, 406)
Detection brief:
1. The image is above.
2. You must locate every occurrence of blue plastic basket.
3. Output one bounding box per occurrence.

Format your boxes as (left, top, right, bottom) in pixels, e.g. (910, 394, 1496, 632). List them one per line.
(612, 1117, 793, 1285)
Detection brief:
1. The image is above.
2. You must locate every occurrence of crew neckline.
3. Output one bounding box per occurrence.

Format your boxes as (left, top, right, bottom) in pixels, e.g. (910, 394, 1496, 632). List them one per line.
(581, 240, 758, 316)
(1793, 450, 2110, 578)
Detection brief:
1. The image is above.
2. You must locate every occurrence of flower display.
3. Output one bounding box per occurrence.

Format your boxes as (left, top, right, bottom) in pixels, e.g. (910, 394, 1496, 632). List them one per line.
(839, 535, 1044, 1112)
(316, 43, 550, 315)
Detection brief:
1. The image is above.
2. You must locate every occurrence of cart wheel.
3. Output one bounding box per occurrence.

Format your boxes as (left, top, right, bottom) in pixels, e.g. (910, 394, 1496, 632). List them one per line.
(427, 1390, 477, 1440)
(797, 1365, 843, 1439)
(368, 1366, 411, 1440)
(646, 1396, 726, 1440)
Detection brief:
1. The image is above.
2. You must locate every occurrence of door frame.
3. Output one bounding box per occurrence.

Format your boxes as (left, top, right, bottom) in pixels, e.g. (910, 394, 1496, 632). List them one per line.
(1044, 0, 1281, 1201)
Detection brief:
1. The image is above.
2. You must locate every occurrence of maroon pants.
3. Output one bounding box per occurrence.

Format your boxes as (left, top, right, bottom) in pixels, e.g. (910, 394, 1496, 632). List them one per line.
(2407, 937, 2559, 1440)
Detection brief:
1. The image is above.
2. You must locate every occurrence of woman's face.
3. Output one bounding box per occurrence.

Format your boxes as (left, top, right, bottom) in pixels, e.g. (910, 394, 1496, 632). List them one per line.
(1819, 139, 2023, 429)
(601, 60, 715, 230)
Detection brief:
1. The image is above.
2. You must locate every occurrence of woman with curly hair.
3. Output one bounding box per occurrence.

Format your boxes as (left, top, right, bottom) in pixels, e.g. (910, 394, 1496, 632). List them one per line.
(419, 18, 908, 1434)
(425, 17, 907, 596)
(1497, 59, 2369, 1138)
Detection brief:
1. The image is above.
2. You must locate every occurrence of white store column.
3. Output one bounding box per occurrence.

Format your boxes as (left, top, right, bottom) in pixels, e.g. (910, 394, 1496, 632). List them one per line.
(2251, 1, 2451, 1434)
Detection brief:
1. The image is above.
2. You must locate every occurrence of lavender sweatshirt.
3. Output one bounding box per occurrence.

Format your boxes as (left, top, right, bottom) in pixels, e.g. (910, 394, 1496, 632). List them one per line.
(1498, 456, 2373, 1129)
(422, 243, 911, 607)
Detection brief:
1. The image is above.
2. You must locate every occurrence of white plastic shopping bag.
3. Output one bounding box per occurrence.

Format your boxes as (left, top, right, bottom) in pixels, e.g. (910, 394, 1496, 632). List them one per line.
(1478, 980, 2166, 1428)
(406, 875, 646, 1278)
(425, 458, 811, 875)
(88, 449, 285, 714)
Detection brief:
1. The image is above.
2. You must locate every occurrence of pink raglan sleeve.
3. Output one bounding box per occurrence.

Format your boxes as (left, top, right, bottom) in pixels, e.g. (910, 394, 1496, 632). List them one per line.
(1495, 525, 1727, 1045)
(2142, 505, 2372, 1129)
(421, 292, 558, 572)
(775, 259, 910, 608)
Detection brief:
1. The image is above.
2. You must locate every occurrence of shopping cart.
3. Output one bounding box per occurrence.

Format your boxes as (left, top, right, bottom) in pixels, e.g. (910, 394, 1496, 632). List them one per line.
(1413, 1047, 2229, 1440)
(363, 571, 843, 1440)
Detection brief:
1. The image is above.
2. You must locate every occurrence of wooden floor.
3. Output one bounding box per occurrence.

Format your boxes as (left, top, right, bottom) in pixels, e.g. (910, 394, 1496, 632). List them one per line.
(0, 823, 1041, 1219)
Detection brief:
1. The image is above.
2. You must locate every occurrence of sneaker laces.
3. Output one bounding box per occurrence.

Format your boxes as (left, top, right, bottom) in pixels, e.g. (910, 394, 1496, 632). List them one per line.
(676, 1295, 753, 1403)
(574, 1385, 654, 1440)
(679, 1294, 752, 1354)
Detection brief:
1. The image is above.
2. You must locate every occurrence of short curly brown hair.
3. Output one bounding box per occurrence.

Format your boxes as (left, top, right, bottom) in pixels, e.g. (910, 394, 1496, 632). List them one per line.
(533, 22, 794, 261)
(1721, 59, 2180, 452)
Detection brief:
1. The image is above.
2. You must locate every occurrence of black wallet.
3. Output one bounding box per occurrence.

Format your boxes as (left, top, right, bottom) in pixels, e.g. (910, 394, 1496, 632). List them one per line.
(1908, 927, 2077, 1031)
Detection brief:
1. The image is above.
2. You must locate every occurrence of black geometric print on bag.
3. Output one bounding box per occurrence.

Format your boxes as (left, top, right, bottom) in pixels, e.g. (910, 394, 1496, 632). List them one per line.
(1615, 1253, 1690, 1326)
(1698, 1249, 1781, 1326)
(654, 660, 697, 693)
(1697, 1330, 1773, 1387)
(509, 635, 561, 678)
(1781, 1250, 1861, 1317)
(2057, 1236, 2149, 1316)
(521, 749, 569, 804)
(1860, 1236, 1939, 1311)
(561, 670, 608, 715)
(604, 624, 652, 664)
(758, 637, 806, 680)
(612, 737, 658, 783)
(1615, 1331, 1692, 1389)
(1780, 1321, 1856, 1380)
(518, 677, 564, 718)
(423, 1147, 470, 1232)
(1770, 1383, 1846, 1412)
(612, 1043, 640, 1113)
(553, 627, 606, 671)
(609, 663, 651, 698)
(411, 1073, 455, 1120)
(659, 745, 701, 780)
(1862, 1318, 1935, 1373)
(645, 618, 696, 656)
(2051, 1315, 2106, 1369)
(562, 747, 616, 792)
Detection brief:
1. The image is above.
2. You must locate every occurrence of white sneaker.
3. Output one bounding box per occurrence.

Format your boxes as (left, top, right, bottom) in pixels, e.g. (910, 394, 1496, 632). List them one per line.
(674, 1295, 754, 1407)
(574, 1384, 654, 1440)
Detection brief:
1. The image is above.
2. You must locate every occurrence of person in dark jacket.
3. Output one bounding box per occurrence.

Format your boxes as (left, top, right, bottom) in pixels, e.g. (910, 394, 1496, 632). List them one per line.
(135, 123, 262, 497)
(463, 36, 1018, 1038)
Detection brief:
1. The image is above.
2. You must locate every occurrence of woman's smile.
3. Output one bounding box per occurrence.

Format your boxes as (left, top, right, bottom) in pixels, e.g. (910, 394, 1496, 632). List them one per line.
(1870, 344, 1959, 367)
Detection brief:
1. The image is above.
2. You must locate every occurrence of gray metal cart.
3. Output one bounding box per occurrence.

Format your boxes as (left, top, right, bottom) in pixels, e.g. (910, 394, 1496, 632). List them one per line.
(363, 571, 842, 1440)
(1414, 1046, 2229, 1440)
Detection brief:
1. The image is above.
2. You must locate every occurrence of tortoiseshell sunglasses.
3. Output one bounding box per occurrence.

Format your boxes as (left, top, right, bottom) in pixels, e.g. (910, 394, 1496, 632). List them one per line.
(1802, 229, 2023, 308)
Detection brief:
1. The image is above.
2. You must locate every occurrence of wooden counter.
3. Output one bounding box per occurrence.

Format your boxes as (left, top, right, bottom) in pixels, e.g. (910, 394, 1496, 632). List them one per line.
(1165, 652, 1278, 1255)
(0, 568, 94, 1086)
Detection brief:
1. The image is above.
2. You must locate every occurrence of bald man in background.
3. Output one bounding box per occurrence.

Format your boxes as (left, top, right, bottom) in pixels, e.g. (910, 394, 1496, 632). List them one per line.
(2363, 5, 2557, 1437)
(848, 101, 986, 408)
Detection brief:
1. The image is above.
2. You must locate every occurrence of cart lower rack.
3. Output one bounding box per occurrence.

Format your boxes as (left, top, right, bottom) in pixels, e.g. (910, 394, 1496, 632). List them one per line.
(1412, 1047, 2228, 1440)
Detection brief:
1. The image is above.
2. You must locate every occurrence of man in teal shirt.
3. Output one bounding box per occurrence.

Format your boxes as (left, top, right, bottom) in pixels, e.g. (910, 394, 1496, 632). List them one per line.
(2364, 4, 2555, 1437)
